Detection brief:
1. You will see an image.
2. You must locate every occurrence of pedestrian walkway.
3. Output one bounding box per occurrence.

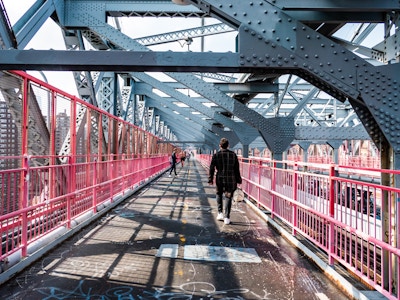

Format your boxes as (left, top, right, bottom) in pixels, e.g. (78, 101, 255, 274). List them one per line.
(1, 158, 355, 299)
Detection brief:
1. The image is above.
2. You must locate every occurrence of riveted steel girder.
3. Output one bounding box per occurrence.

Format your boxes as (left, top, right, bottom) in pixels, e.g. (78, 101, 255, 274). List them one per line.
(0, 2, 16, 49)
(295, 125, 369, 141)
(183, 0, 400, 153)
(13, 0, 58, 49)
(168, 72, 295, 153)
(130, 72, 258, 146)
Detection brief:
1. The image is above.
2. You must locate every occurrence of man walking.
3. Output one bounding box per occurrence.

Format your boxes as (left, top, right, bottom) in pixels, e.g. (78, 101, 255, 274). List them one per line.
(208, 138, 242, 224)
(169, 148, 178, 177)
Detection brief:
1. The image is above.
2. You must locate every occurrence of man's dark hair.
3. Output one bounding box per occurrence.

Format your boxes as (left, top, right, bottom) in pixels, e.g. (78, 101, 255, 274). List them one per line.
(219, 138, 229, 149)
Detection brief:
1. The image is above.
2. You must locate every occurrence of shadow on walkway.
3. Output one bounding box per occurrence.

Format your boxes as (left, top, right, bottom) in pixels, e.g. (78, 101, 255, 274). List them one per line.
(0, 158, 350, 299)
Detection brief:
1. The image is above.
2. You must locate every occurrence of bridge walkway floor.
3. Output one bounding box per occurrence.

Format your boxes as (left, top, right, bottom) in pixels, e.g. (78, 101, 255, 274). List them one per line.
(0, 158, 360, 299)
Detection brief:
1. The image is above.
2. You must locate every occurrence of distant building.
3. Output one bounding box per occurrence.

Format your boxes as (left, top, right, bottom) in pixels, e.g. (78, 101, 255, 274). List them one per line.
(55, 109, 70, 154)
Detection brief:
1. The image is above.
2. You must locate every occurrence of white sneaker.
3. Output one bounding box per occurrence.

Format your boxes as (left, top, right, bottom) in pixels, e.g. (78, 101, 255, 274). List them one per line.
(217, 213, 224, 221)
(169, 174, 171, 177)
(224, 218, 231, 225)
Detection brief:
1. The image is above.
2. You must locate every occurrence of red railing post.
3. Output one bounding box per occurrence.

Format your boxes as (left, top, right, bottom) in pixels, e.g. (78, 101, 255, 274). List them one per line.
(292, 163, 298, 236)
(258, 159, 262, 208)
(66, 155, 73, 228)
(271, 161, 276, 219)
(110, 154, 114, 203)
(20, 75, 30, 258)
(20, 155, 30, 257)
(328, 164, 336, 265)
(92, 158, 97, 213)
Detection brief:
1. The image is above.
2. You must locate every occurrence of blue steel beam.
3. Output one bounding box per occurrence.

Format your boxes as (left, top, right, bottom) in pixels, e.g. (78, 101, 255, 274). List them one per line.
(12, 0, 58, 49)
(131, 72, 258, 146)
(183, 0, 399, 154)
(135, 23, 234, 46)
(136, 84, 220, 144)
(146, 97, 238, 147)
(0, 0, 16, 49)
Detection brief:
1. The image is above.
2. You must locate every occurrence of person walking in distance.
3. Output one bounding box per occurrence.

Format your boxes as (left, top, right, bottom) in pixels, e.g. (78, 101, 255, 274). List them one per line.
(208, 138, 242, 225)
(169, 148, 178, 177)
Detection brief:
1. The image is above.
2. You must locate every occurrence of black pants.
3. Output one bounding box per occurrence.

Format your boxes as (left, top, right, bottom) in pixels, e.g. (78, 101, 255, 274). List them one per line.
(216, 192, 232, 218)
(169, 163, 177, 175)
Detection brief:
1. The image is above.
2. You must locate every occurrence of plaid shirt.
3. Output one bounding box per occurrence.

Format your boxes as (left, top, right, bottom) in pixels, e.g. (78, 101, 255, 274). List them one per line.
(208, 149, 242, 194)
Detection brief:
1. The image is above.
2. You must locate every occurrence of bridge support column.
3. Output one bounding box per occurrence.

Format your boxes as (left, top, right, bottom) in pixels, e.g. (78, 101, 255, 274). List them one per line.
(327, 140, 343, 164)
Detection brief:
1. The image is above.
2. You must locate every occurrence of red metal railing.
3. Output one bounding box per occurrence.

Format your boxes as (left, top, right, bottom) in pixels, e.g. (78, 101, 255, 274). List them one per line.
(0, 71, 174, 271)
(198, 154, 400, 300)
